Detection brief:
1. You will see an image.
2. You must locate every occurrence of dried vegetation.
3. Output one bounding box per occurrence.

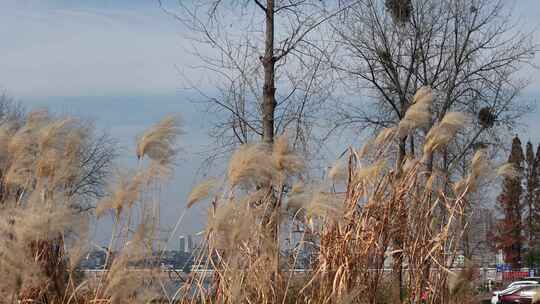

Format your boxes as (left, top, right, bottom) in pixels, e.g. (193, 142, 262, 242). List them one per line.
(0, 89, 507, 303)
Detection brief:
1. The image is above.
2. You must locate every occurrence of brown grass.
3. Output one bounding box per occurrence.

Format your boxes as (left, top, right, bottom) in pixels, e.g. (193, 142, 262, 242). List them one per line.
(0, 88, 488, 303)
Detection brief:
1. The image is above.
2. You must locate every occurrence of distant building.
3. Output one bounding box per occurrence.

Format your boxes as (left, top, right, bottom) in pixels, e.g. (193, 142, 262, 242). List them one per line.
(187, 235, 194, 252)
(178, 234, 194, 253)
(179, 236, 186, 252)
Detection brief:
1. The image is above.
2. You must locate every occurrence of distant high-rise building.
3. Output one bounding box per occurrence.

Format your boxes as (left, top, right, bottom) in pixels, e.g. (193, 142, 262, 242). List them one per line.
(187, 235, 194, 252)
(179, 236, 186, 252)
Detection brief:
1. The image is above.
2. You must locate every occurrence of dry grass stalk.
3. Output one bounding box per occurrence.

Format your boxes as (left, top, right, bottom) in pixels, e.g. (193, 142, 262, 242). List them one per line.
(328, 159, 348, 183)
(187, 177, 219, 208)
(227, 143, 276, 188)
(181, 103, 482, 304)
(0, 106, 485, 304)
(497, 162, 519, 179)
(0, 112, 180, 303)
(424, 112, 469, 155)
(136, 114, 182, 165)
(398, 86, 433, 137)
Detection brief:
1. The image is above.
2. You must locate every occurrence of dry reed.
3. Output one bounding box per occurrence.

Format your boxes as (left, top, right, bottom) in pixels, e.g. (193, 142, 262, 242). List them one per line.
(0, 89, 489, 304)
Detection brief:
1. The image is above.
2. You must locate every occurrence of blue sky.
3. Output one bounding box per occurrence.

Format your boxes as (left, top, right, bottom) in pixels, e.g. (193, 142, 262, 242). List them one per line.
(1, 0, 540, 246)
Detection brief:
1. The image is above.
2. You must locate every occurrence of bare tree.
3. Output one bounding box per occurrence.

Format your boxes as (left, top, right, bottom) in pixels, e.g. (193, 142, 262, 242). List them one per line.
(0, 92, 25, 125)
(158, 2, 355, 286)
(0, 93, 117, 207)
(333, 0, 535, 167)
(159, 0, 346, 164)
(66, 124, 117, 204)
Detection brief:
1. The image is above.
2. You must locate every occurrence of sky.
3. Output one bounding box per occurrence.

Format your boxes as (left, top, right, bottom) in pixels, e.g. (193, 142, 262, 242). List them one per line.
(1, 0, 540, 248)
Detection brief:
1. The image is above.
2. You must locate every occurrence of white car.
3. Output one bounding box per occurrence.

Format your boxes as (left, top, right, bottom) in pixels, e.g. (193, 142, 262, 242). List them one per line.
(491, 281, 539, 304)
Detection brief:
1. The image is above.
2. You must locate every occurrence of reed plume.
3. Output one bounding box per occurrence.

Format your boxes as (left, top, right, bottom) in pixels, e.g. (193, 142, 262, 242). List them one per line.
(227, 143, 276, 188)
(187, 177, 219, 208)
(136, 114, 182, 165)
(398, 86, 433, 137)
(424, 112, 469, 155)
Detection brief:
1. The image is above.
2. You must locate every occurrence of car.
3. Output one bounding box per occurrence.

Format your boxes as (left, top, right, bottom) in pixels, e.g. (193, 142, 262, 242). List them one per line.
(525, 277, 540, 284)
(492, 286, 522, 304)
(499, 285, 540, 304)
(492, 282, 540, 304)
(508, 281, 540, 289)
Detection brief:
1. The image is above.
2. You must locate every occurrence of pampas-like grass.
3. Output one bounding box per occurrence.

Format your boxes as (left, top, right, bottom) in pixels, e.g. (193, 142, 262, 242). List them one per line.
(37, 118, 75, 152)
(0, 107, 494, 304)
(12, 204, 76, 242)
(272, 135, 304, 180)
(67, 215, 90, 271)
(284, 184, 344, 220)
(187, 177, 219, 208)
(353, 159, 387, 185)
(497, 162, 519, 179)
(453, 149, 491, 194)
(230, 133, 302, 187)
(0, 239, 44, 298)
(398, 86, 433, 137)
(328, 159, 348, 182)
(304, 191, 344, 221)
(424, 112, 469, 155)
(136, 115, 182, 165)
(180, 105, 488, 304)
(207, 198, 257, 250)
(103, 222, 154, 304)
(373, 127, 397, 148)
(227, 143, 276, 187)
(96, 171, 146, 219)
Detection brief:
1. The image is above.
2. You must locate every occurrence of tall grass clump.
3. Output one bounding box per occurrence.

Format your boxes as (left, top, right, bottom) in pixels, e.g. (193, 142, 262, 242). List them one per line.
(0, 92, 495, 304)
(0, 111, 182, 303)
(181, 87, 494, 304)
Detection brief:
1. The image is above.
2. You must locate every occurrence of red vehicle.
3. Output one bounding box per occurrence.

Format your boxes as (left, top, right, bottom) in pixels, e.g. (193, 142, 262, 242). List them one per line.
(500, 285, 540, 304)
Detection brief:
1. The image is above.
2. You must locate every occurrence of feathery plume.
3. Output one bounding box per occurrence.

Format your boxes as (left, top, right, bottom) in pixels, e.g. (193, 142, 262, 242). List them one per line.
(272, 135, 304, 179)
(12, 203, 76, 242)
(374, 127, 397, 148)
(105, 222, 152, 303)
(136, 114, 182, 165)
(25, 109, 50, 128)
(96, 171, 146, 218)
(66, 215, 90, 270)
(353, 159, 387, 185)
(357, 139, 374, 158)
(398, 86, 432, 137)
(402, 156, 417, 173)
(329, 159, 348, 182)
(208, 199, 256, 249)
(305, 191, 344, 221)
(453, 149, 491, 195)
(187, 177, 219, 208)
(37, 118, 75, 152)
(424, 112, 469, 154)
(0, 233, 44, 297)
(227, 144, 275, 188)
(497, 163, 519, 179)
(470, 149, 489, 179)
(286, 190, 311, 212)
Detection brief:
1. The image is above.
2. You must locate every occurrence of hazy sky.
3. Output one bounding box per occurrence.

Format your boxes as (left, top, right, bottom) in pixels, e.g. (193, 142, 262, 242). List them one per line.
(1, 0, 540, 247)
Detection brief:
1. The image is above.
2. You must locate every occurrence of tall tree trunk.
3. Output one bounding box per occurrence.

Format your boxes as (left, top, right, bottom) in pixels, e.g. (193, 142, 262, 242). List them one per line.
(262, 0, 276, 145)
(261, 1, 279, 292)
